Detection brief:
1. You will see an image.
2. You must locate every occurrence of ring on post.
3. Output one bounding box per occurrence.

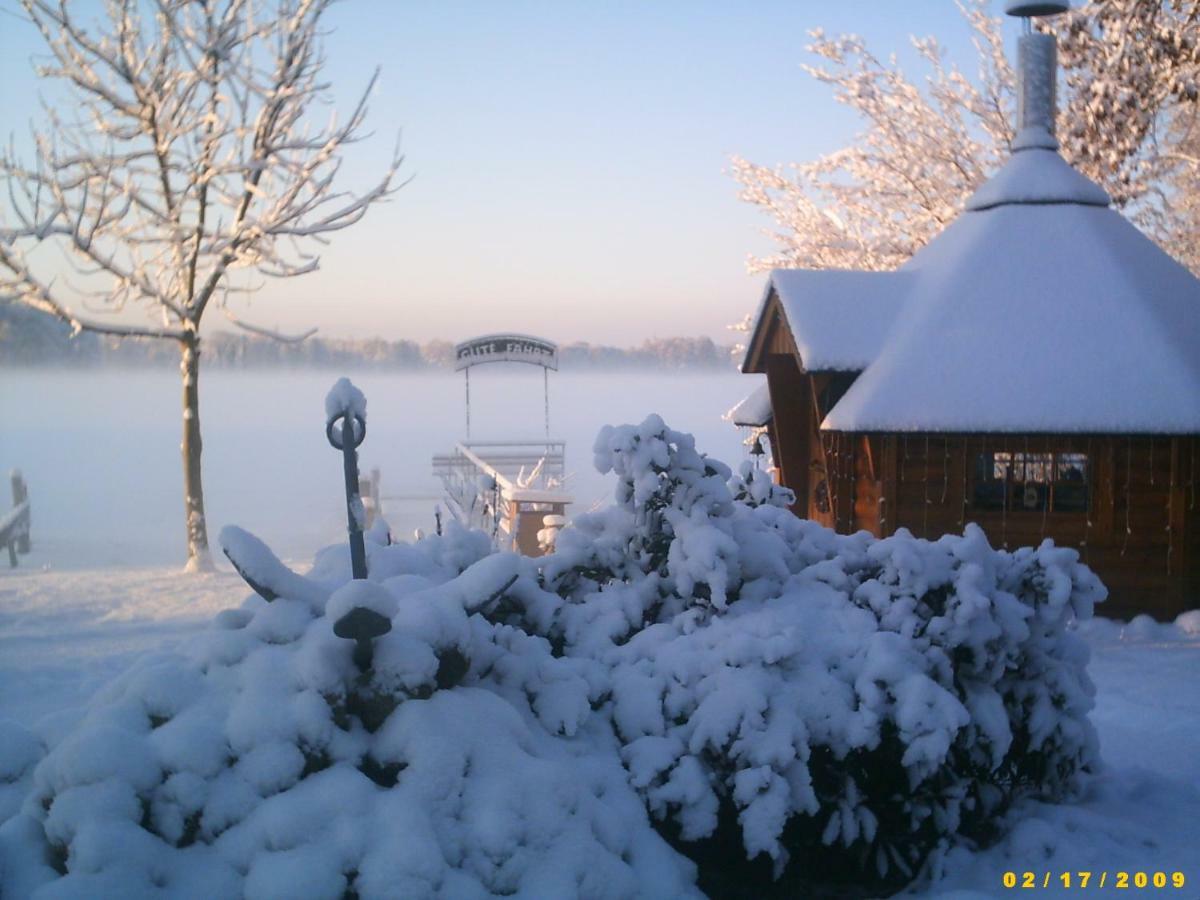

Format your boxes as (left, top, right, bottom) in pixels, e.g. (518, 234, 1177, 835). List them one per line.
(326, 412, 367, 450)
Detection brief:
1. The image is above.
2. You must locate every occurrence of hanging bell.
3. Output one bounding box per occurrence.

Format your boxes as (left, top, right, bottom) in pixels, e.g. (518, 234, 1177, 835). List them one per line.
(750, 436, 765, 457)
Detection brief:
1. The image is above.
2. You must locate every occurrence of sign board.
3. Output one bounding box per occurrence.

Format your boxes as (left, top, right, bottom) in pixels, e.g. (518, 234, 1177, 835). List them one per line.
(454, 334, 559, 371)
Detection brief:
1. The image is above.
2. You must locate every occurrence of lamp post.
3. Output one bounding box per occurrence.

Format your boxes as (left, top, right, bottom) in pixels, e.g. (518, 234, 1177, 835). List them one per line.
(326, 399, 368, 580)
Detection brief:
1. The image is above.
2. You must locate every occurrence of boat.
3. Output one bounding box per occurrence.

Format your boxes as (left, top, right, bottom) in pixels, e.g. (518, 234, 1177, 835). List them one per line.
(432, 334, 572, 555)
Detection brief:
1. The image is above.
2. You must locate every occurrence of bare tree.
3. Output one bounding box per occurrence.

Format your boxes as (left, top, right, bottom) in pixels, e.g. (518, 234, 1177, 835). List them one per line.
(0, 0, 403, 571)
(731, 0, 1200, 275)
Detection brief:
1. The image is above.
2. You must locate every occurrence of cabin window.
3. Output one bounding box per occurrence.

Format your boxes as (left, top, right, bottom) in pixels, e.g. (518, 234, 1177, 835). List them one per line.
(972, 452, 1088, 513)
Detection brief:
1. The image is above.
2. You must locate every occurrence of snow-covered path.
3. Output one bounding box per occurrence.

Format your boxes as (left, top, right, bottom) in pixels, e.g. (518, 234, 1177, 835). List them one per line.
(1087, 638, 1200, 785)
(0, 565, 1197, 896)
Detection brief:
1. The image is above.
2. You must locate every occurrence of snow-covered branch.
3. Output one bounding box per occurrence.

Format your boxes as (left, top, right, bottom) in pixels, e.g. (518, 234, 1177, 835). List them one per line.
(219, 304, 318, 343)
(732, 0, 1200, 275)
(0, 0, 403, 340)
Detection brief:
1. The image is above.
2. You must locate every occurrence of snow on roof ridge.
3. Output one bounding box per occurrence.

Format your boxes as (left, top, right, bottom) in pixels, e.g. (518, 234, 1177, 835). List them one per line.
(765, 269, 912, 372)
(965, 148, 1110, 212)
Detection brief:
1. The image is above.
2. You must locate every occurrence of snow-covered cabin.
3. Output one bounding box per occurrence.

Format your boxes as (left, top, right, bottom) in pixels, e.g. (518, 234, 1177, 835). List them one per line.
(739, 3, 1200, 620)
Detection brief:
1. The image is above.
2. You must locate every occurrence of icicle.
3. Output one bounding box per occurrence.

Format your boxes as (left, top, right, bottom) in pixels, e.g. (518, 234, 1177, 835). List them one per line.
(1023, 435, 1031, 503)
(958, 436, 968, 529)
(834, 432, 841, 532)
(879, 437, 888, 535)
(841, 434, 849, 529)
(821, 432, 830, 522)
(842, 434, 850, 531)
(1001, 436, 1009, 550)
(1040, 436, 1050, 539)
(920, 436, 930, 537)
(1191, 438, 1196, 511)
(840, 434, 849, 532)
(1149, 438, 1155, 486)
(1083, 436, 1092, 561)
(1121, 437, 1133, 557)
(830, 434, 840, 532)
(941, 437, 950, 505)
(1166, 449, 1175, 577)
(901, 435, 909, 483)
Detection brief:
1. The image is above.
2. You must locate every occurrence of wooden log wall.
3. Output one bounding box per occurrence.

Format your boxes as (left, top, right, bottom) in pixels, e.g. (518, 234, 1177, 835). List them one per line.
(764, 355, 810, 517)
(817, 433, 1199, 621)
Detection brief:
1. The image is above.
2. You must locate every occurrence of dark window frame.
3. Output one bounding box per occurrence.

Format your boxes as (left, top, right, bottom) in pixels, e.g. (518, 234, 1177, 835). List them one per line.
(971, 450, 1090, 514)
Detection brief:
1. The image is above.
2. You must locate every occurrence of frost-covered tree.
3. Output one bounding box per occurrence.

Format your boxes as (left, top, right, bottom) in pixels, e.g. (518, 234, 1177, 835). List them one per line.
(1158, 103, 1200, 266)
(731, 0, 1200, 274)
(0, 0, 403, 570)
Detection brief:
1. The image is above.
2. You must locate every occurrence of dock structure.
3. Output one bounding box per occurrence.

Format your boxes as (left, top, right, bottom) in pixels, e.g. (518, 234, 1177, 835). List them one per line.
(436, 333, 573, 555)
(434, 440, 570, 556)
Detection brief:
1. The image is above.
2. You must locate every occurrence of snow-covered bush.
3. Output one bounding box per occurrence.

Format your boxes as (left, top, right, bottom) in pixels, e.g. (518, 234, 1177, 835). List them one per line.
(530, 417, 1104, 894)
(0, 526, 698, 899)
(0, 415, 1104, 899)
(0, 721, 42, 827)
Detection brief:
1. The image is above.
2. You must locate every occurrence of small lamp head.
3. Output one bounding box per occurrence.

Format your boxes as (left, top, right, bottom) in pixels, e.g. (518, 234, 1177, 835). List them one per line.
(1004, 0, 1069, 16)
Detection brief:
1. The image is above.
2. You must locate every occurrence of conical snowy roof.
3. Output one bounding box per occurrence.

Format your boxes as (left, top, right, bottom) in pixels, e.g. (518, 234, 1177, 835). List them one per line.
(822, 146, 1200, 434)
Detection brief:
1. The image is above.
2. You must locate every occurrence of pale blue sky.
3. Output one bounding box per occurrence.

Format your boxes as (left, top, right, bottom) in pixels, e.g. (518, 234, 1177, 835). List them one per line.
(0, 2, 1017, 345)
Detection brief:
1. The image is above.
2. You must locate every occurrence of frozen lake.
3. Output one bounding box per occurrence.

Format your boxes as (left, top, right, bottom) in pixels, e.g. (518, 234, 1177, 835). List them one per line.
(0, 367, 758, 570)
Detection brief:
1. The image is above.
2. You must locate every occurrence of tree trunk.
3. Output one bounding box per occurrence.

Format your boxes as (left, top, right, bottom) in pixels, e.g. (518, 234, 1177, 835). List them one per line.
(180, 333, 213, 572)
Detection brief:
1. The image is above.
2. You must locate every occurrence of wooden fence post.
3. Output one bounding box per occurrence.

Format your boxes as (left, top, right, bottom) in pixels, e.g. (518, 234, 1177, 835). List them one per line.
(3, 471, 31, 567)
(12, 472, 29, 553)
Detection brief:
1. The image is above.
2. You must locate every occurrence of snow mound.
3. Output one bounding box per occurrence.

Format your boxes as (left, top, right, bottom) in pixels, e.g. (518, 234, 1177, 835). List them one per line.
(0, 416, 1107, 898)
(1074, 609, 1200, 644)
(965, 148, 1110, 211)
(324, 377, 367, 424)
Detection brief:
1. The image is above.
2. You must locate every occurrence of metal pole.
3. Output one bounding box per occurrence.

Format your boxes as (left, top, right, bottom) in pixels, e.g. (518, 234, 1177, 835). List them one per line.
(341, 418, 368, 579)
(544, 366, 550, 442)
(465, 368, 471, 439)
(327, 411, 368, 579)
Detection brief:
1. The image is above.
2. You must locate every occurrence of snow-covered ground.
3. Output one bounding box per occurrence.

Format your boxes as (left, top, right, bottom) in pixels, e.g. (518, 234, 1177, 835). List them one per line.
(1, 562, 1197, 897)
(0, 564, 241, 733)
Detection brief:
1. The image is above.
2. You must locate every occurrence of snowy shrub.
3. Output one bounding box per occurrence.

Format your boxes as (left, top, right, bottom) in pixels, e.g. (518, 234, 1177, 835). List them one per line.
(0, 524, 698, 899)
(0, 721, 42, 826)
(522, 417, 1104, 893)
(0, 415, 1105, 899)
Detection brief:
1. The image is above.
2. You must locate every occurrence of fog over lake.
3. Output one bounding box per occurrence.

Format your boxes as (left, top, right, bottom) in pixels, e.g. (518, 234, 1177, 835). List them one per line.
(1, 368, 757, 569)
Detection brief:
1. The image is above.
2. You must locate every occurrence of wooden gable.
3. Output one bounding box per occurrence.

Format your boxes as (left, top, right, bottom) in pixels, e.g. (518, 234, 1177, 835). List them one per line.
(742, 290, 802, 374)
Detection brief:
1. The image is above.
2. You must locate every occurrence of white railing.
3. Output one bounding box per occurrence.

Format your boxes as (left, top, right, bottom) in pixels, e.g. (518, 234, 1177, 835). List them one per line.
(433, 441, 571, 552)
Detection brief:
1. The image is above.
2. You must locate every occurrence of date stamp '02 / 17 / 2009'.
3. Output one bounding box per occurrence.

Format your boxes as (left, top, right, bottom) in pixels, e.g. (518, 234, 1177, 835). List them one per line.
(1002, 871, 1190, 890)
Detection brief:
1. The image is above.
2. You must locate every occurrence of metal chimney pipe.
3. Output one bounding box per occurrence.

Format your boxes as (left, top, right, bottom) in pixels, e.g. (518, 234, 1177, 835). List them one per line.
(1013, 31, 1060, 151)
(1005, 0, 1068, 151)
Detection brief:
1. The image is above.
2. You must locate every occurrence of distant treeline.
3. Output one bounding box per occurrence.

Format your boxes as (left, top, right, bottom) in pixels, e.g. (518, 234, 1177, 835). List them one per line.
(0, 303, 736, 370)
